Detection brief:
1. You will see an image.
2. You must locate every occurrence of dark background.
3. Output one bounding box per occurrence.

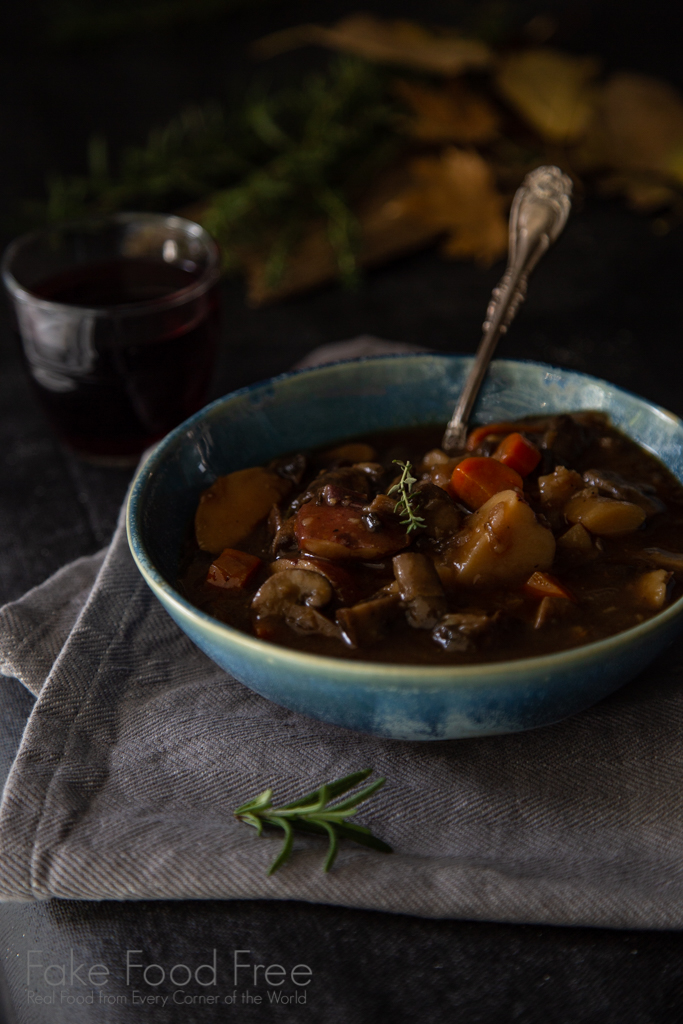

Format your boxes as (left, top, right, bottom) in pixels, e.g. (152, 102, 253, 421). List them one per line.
(3, 1, 683, 1021)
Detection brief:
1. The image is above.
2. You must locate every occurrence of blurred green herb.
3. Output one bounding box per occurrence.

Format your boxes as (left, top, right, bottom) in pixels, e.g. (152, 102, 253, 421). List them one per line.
(200, 58, 401, 285)
(234, 769, 392, 875)
(31, 103, 253, 225)
(388, 460, 426, 533)
(34, 58, 404, 288)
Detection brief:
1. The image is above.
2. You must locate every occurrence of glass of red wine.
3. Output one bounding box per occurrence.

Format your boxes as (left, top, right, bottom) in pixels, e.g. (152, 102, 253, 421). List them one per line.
(2, 212, 221, 463)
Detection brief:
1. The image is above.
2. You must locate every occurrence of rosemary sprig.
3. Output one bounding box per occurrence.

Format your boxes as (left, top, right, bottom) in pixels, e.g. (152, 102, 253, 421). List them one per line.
(388, 459, 427, 533)
(199, 58, 401, 285)
(30, 58, 403, 289)
(234, 769, 392, 875)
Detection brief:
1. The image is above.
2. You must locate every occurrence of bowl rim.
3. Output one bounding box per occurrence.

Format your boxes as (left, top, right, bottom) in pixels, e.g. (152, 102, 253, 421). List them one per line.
(126, 352, 683, 685)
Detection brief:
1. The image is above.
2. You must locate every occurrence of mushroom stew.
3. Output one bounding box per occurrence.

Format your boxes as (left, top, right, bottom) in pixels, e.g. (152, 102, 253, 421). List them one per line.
(178, 413, 683, 665)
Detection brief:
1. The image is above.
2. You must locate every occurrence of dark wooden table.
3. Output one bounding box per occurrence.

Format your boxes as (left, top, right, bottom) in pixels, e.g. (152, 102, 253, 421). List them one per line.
(3, 1, 683, 1020)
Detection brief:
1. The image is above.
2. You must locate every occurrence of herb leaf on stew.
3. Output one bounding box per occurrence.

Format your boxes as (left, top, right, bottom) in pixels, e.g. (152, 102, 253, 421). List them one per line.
(388, 459, 427, 533)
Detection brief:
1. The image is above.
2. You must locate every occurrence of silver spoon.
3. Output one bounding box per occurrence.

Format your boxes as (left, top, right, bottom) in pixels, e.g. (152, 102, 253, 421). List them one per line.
(441, 165, 573, 455)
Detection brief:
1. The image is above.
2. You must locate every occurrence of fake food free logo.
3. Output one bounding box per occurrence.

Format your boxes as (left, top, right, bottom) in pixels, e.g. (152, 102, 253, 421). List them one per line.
(26, 949, 312, 1009)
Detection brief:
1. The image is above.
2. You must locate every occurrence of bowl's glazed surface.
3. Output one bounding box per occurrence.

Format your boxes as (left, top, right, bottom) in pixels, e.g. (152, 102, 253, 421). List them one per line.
(126, 355, 683, 740)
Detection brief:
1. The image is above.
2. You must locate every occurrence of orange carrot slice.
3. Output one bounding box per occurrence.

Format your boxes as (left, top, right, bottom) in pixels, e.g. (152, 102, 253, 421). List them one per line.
(522, 571, 575, 601)
(207, 549, 262, 589)
(448, 457, 523, 509)
(493, 432, 541, 476)
(466, 420, 548, 451)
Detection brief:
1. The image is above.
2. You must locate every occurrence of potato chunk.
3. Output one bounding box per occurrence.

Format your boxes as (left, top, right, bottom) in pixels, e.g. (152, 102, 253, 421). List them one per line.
(195, 467, 291, 553)
(537, 465, 583, 508)
(557, 522, 594, 562)
(432, 611, 498, 652)
(564, 489, 646, 535)
(418, 448, 459, 490)
(632, 569, 672, 610)
(447, 489, 556, 587)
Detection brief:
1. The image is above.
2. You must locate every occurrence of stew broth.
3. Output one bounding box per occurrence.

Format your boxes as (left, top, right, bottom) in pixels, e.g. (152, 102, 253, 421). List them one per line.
(179, 415, 683, 665)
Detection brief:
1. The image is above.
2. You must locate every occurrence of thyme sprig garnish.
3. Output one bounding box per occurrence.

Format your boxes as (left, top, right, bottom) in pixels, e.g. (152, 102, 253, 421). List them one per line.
(234, 769, 392, 875)
(388, 459, 427, 533)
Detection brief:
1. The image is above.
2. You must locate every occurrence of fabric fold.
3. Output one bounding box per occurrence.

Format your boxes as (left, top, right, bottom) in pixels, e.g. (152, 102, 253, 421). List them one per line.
(2, 339, 683, 928)
(0, 550, 106, 696)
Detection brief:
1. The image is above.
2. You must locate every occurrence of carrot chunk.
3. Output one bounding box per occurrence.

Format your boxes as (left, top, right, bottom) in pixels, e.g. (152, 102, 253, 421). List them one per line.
(522, 571, 575, 601)
(448, 457, 523, 509)
(466, 420, 548, 451)
(207, 548, 262, 589)
(493, 432, 541, 476)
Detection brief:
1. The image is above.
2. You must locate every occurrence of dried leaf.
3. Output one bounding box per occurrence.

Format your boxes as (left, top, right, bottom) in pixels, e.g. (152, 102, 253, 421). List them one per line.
(574, 73, 683, 208)
(395, 79, 499, 144)
(240, 228, 335, 305)
(598, 173, 678, 212)
(497, 48, 599, 143)
(241, 166, 441, 305)
(395, 148, 508, 265)
(254, 15, 493, 76)
(593, 74, 683, 182)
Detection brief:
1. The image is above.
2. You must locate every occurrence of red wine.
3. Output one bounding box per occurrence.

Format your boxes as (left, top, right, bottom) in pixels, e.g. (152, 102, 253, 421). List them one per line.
(25, 258, 220, 460)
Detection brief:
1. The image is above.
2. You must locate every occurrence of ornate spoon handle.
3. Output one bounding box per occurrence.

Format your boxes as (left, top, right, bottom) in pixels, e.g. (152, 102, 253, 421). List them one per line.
(441, 165, 573, 454)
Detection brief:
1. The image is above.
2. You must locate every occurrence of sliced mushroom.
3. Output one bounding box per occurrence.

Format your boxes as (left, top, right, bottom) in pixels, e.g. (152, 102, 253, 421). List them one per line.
(393, 552, 448, 629)
(269, 556, 359, 606)
(372, 580, 400, 598)
(290, 464, 383, 512)
(337, 594, 401, 648)
(414, 481, 462, 543)
(432, 612, 498, 652)
(268, 505, 298, 555)
(252, 569, 340, 639)
(361, 493, 407, 533)
(539, 414, 594, 469)
(641, 548, 683, 572)
(269, 452, 308, 485)
(582, 469, 664, 517)
(320, 483, 368, 506)
(270, 557, 298, 573)
(252, 568, 332, 613)
(365, 493, 399, 518)
(354, 463, 386, 480)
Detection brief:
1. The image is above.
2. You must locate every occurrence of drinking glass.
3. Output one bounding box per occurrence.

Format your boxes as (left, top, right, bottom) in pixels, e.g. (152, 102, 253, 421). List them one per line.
(2, 212, 221, 462)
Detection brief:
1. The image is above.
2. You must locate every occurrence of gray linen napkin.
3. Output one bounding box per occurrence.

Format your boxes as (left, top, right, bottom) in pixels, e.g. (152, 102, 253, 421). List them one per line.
(2, 338, 683, 929)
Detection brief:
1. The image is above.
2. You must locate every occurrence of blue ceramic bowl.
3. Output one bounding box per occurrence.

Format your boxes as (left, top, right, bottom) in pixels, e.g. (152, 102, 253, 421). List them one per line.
(126, 355, 683, 741)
